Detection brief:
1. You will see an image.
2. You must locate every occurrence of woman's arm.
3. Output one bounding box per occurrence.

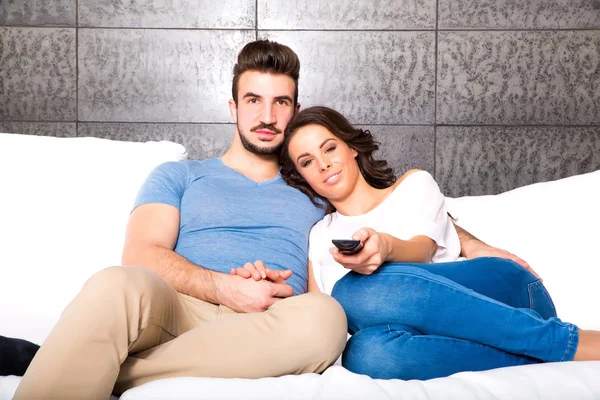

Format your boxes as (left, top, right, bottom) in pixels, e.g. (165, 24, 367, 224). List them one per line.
(331, 229, 437, 275)
(381, 233, 437, 264)
(332, 170, 448, 275)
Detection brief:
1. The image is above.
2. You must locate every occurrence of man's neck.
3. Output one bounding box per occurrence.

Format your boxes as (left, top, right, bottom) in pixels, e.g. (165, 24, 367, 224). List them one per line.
(221, 147, 280, 183)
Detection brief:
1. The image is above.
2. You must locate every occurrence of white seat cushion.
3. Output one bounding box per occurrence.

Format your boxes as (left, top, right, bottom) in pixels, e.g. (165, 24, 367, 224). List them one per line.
(116, 362, 600, 400)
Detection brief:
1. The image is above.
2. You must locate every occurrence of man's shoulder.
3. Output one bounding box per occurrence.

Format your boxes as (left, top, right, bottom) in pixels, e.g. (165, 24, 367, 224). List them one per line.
(170, 158, 222, 176)
(179, 158, 219, 168)
(280, 184, 325, 213)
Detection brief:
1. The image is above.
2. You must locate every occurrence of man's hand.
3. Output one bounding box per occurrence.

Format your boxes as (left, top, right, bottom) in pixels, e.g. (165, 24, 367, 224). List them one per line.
(466, 245, 541, 279)
(454, 223, 541, 279)
(330, 228, 389, 275)
(224, 260, 294, 312)
(229, 260, 293, 284)
(218, 273, 294, 313)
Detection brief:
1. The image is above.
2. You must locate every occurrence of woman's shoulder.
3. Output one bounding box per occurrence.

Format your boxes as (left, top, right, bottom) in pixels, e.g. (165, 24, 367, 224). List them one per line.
(395, 168, 423, 186)
(310, 214, 333, 234)
(393, 169, 436, 190)
(385, 169, 442, 208)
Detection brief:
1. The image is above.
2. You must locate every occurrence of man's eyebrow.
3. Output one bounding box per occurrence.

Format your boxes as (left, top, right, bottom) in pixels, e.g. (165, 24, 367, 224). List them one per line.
(242, 92, 261, 99)
(274, 95, 293, 103)
(296, 138, 336, 162)
(242, 93, 293, 104)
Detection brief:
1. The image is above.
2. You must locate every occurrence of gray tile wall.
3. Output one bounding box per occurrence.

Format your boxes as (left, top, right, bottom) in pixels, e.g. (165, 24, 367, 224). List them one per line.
(1, 0, 599, 196)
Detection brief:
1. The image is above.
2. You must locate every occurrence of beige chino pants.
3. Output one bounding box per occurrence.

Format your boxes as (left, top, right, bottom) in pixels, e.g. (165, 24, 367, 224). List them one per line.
(14, 266, 347, 400)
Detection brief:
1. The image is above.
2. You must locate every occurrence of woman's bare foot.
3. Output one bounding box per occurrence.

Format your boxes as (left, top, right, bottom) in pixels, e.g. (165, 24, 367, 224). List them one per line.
(573, 329, 600, 361)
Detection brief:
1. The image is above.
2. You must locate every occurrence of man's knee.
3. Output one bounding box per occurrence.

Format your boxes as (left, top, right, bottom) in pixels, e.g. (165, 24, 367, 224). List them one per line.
(81, 266, 163, 303)
(278, 293, 347, 364)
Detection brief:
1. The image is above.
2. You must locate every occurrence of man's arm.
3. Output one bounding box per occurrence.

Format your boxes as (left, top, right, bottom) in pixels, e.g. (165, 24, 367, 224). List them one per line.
(454, 223, 483, 259)
(122, 203, 293, 311)
(122, 203, 222, 302)
(453, 223, 540, 278)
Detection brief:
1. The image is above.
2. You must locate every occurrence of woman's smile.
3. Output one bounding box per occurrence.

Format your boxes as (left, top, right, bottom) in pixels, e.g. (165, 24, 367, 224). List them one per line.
(324, 171, 341, 184)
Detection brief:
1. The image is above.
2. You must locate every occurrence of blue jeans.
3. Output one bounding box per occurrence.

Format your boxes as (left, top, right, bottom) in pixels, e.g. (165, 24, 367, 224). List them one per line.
(331, 257, 578, 380)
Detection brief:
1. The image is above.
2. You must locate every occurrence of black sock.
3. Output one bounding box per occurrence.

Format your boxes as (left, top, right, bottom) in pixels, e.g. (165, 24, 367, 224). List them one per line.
(0, 335, 40, 376)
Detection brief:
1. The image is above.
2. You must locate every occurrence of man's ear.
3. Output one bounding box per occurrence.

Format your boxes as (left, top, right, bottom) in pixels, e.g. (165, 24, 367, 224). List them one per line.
(228, 99, 238, 123)
(295, 102, 301, 114)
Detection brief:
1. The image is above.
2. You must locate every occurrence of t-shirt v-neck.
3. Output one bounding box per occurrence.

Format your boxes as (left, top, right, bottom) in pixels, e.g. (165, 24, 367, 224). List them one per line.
(216, 158, 282, 186)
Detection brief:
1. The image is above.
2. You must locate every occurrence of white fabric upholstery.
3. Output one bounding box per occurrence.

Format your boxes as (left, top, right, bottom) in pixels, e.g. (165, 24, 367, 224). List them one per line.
(446, 170, 600, 330)
(119, 362, 600, 400)
(0, 133, 187, 344)
(1, 132, 599, 400)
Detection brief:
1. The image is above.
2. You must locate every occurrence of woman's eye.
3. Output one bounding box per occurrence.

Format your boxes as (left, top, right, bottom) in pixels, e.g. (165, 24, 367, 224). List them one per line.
(302, 159, 313, 167)
(325, 146, 336, 153)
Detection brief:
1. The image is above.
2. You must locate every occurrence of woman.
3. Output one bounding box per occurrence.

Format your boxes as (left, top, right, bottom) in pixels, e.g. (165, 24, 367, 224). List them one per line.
(231, 106, 599, 380)
(272, 106, 599, 380)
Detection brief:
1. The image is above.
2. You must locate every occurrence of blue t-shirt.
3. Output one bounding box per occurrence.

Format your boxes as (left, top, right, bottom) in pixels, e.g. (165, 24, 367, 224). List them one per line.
(133, 158, 324, 295)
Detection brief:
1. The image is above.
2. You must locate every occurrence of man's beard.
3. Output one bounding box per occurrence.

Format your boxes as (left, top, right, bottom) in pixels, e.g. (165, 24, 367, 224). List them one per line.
(237, 121, 283, 156)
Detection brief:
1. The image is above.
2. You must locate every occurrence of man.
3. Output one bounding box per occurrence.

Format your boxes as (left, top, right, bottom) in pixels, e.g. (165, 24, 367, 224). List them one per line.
(15, 39, 533, 400)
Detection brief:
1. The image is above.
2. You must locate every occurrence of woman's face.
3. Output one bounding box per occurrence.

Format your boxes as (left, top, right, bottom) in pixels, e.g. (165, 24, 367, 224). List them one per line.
(287, 124, 359, 202)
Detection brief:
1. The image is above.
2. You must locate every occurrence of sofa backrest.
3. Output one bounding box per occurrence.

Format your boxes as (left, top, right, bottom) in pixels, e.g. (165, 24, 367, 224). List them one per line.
(447, 169, 600, 330)
(1, 132, 599, 345)
(0, 133, 187, 344)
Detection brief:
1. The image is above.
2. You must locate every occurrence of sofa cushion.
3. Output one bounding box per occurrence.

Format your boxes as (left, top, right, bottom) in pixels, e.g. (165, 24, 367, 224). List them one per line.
(0, 133, 187, 345)
(446, 170, 600, 329)
(117, 362, 600, 400)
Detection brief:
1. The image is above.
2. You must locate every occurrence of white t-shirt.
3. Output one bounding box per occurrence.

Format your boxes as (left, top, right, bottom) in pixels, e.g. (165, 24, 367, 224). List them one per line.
(308, 170, 461, 295)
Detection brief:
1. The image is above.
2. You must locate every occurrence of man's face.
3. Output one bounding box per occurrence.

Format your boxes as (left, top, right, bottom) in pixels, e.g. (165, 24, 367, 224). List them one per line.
(229, 71, 299, 156)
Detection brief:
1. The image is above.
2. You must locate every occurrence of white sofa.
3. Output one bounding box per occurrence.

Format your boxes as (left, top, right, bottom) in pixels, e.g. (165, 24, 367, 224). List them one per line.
(1, 132, 599, 400)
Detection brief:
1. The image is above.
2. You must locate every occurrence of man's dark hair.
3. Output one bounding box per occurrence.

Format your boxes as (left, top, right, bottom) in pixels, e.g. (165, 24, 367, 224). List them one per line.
(280, 106, 396, 214)
(232, 40, 300, 105)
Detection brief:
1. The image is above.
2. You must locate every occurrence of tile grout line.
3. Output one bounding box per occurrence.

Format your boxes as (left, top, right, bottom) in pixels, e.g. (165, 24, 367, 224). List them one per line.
(75, 0, 79, 137)
(433, 0, 439, 180)
(3, 25, 600, 32)
(3, 121, 600, 128)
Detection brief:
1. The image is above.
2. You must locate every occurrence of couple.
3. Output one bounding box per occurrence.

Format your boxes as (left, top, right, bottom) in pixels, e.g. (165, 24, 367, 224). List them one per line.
(15, 40, 600, 399)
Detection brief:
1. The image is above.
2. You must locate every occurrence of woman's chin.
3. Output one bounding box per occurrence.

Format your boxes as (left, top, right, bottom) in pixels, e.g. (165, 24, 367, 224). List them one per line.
(316, 187, 347, 204)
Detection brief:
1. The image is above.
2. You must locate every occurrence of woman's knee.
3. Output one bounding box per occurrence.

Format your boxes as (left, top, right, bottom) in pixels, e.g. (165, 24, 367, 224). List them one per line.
(479, 257, 537, 283)
(343, 325, 417, 380)
(331, 271, 392, 320)
(331, 267, 435, 332)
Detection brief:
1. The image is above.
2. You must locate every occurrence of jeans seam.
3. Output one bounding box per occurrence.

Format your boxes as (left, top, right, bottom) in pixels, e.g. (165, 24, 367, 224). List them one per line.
(561, 325, 577, 361)
(382, 327, 504, 348)
(528, 281, 557, 317)
(528, 282, 536, 310)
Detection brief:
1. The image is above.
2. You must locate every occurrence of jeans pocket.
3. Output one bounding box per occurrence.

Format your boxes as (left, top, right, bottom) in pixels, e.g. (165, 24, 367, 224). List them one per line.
(527, 280, 557, 319)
